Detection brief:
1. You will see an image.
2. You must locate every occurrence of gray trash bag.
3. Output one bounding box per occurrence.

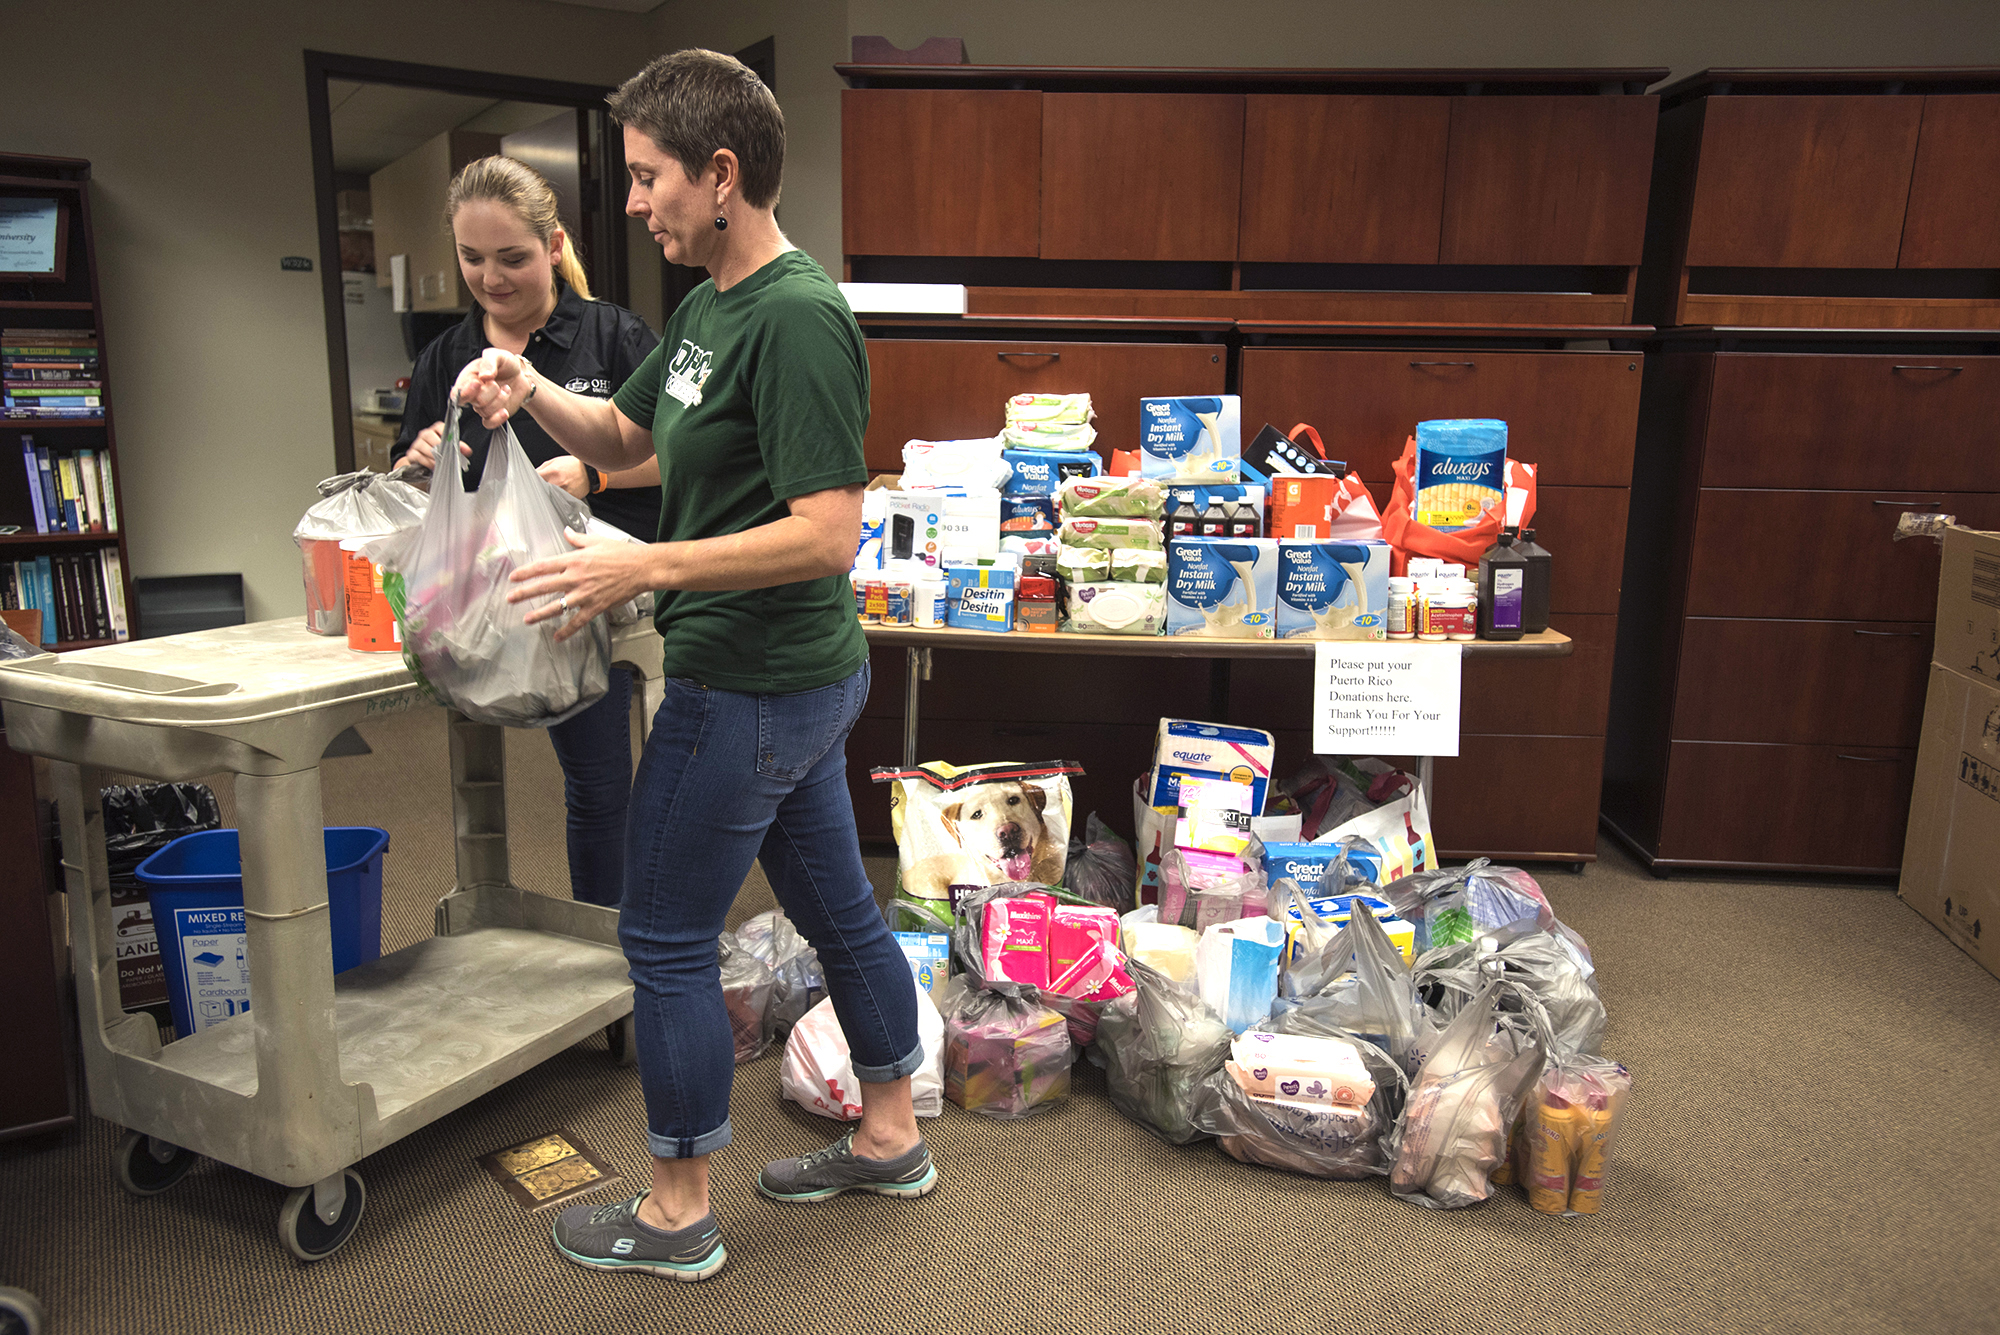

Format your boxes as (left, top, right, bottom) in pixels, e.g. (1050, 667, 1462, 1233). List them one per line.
(1190, 1018, 1408, 1180)
(1275, 890, 1427, 1075)
(1381, 857, 1558, 954)
(292, 468, 429, 544)
(1387, 978, 1551, 1210)
(1093, 957, 1233, 1145)
(1063, 812, 1136, 914)
(362, 417, 609, 728)
(735, 909, 825, 1038)
(717, 932, 777, 1063)
(1414, 922, 1605, 1061)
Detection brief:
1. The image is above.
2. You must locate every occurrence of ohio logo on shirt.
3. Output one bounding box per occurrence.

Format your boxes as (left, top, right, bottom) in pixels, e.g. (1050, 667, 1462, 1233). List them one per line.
(664, 339, 713, 407)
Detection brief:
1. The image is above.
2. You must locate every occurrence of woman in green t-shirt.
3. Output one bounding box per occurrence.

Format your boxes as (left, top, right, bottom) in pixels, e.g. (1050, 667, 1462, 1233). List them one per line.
(448, 49, 930, 1282)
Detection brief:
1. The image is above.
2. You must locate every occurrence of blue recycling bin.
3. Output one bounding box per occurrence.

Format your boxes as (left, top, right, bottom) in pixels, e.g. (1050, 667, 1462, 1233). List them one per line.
(135, 827, 388, 1038)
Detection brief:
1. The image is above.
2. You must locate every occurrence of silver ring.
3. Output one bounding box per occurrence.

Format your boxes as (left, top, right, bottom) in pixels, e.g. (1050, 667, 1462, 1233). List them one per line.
(559, 594, 569, 611)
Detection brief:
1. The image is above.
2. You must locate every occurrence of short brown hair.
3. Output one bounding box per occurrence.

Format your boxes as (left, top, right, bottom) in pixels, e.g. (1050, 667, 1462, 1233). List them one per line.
(608, 49, 785, 210)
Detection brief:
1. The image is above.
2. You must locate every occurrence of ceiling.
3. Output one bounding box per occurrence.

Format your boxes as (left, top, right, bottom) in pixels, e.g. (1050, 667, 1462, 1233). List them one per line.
(329, 80, 576, 176)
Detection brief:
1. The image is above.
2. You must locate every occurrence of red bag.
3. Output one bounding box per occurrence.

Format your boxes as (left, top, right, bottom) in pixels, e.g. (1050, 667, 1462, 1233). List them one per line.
(1380, 436, 1537, 574)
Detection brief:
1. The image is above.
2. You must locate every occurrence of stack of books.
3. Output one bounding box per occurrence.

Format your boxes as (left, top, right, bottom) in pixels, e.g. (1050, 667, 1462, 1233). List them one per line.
(16, 433, 118, 534)
(2, 548, 130, 647)
(3, 328, 101, 418)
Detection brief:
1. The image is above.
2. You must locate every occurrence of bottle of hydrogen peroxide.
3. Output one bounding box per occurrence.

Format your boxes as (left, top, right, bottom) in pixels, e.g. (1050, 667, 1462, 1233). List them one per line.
(1478, 533, 1528, 640)
(1515, 527, 1552, 633)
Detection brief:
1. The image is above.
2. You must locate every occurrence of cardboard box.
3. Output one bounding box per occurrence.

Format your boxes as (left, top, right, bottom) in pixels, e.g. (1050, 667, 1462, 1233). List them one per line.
(1275, 539, 1390, 640)
(1141, 395, 1240, 482)
(1898, 526, 2000, 980)
(1165, 537, 1278, 638)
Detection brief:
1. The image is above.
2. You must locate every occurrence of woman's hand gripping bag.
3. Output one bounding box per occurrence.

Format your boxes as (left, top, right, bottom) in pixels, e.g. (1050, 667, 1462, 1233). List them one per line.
(780, 987, 947, 1121)
(872, 759, 1082, 931)
(363, 418, 609, 727)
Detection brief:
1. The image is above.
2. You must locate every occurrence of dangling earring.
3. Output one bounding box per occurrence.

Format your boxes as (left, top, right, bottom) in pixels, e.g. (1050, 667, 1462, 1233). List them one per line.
(713, 215, 728, 231)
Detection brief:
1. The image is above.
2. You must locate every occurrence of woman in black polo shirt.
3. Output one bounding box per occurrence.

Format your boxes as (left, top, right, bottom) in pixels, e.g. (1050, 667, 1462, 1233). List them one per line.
(393, 156, 659, 910)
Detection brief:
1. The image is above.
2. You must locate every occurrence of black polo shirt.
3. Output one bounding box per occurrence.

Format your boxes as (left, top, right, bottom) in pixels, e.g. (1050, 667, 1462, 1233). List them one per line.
(393, 281, 664, 539)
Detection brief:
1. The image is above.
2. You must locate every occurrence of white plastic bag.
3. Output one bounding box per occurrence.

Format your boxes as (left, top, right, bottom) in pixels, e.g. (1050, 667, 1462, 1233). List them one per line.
(363, 420, 609, 727)
(779, 988, 945, 1120)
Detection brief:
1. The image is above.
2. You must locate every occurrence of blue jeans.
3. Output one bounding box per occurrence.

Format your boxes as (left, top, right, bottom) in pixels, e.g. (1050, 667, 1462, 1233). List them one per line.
(546, 665, 633, 908)
(621, 661, 922, 1159)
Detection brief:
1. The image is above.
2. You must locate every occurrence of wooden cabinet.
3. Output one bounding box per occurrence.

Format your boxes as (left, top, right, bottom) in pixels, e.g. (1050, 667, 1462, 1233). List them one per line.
(1039, 94, 1245, 262)
(1440, 96, 1657, 266)
(370, 128, 501, 310)
(862, 337, 1226, 472)
(1657, 741, 1918, 872)
(1670, 618, 1932, 748)
(841, 90, 1041, 257)
(1684, 96, 1925, 269)
(1899, 94, 2000, 268)
(1239, 96, 1449, 264)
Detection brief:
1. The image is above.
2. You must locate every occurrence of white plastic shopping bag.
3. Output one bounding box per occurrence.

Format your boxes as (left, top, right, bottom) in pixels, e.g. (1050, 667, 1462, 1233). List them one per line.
(780, 985, 945, 1120)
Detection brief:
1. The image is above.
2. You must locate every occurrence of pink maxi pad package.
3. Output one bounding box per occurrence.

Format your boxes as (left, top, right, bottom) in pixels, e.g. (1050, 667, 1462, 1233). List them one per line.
(980, 891, 1055, 988)
(1048, 905, 1134, 1002)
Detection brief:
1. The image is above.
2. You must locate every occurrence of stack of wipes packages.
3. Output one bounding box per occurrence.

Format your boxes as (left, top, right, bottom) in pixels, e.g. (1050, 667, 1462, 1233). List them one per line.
(1055, 474, 1169, 636)
(1142, 395, 1241, 482)
(1166, 537, 1278, 638)
(1004, 393, 1097, 452)
(1275, 539, 1391, 640)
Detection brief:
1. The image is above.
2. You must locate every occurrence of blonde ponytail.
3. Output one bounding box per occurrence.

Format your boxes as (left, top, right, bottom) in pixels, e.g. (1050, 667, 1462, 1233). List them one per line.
(444, 155, 593, 301)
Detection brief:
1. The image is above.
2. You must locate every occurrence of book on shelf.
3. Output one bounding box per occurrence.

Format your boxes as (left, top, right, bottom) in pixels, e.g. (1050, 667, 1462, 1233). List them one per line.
(15, 441, 119, 535)
(34, 445, 61, 532)
(98, 451, 118, 531)
(20, 435, 47, 533)
(34, 555, 55, 646)
(76, 447, 104, 531)
(55, 455, 82, 532)
(99, 547, 130, 640)
(3, 364, 99, 379)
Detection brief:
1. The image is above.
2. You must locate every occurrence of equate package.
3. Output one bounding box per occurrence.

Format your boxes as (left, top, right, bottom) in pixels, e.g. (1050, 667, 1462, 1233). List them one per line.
(1064, 582, 1167, 636)
(1048, 904, 1132, 1001)
(980, 891, 1055, 988)
(1058, 476, 1167, 519)
(1148, 718, 1276, 814)
(1414, 419, 1507, 530)
(1005, 392, 1094, 427)
(1003, 447, 1102, 498)
(877, 760, 1078, 926)
(945, 561, 1016, 632)
(1166, 537, 1278, 638)
(1142, 395, 1241, 482)
(1060, 516, 1163, 551)
(1276, 539, 1390, 640)
(1229, 1032, 1377, 1107)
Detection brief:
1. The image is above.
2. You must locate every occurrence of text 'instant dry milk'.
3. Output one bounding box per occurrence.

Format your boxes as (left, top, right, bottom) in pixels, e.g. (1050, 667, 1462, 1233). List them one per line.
(1142, 395, 1241, 482)
(1276, 539, 1390, 640)
(1166, 537, 1278, 638)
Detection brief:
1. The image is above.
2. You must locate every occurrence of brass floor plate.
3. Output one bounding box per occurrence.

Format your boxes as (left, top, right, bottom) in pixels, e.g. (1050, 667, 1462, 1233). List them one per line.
(477, 1129, 621, 1212)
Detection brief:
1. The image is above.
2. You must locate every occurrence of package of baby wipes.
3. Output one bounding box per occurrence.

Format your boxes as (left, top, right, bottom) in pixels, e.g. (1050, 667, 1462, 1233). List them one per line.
(1142, 395, 1241, 482)
(1005, 392, 1094, 427)
(1003, 447, 1102, 498)
(1059, 476, 1167, 519)
(1108, 548, 1167, 584)
(1060, 516, 1163, 551)
(1275, 539, 1390, 640)
(1002, 422, 1098, 452)
(902, 436, 1009, 491)
(1166, 537, 1278, 638)
(1064, 582, 1167, 635)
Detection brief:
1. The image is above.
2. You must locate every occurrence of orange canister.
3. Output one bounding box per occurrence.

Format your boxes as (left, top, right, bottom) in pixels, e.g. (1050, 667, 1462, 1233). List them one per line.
(340, 539, 400, 652)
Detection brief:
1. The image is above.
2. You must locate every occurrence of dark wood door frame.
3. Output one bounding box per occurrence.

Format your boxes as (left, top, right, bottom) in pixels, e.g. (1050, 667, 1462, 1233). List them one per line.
(303, 51, 626, 473)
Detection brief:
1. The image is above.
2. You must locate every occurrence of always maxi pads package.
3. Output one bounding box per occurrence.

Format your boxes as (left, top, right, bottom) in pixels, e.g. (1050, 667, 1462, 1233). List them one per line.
(1142, 395, 1242, 482)
(1004, 448, 1101, 499)
(1166, 537, 1278, 639)
(1276, 539, 1390, 640)
(1413, 419, 1507, 531)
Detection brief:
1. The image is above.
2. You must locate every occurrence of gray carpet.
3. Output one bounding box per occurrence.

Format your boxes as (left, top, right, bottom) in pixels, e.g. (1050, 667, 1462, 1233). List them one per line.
(3, 704, 1999, 1334)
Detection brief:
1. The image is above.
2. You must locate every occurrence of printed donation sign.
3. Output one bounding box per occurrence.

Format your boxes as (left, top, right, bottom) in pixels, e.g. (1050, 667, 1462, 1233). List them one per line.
(1311, 642, 1462, 757)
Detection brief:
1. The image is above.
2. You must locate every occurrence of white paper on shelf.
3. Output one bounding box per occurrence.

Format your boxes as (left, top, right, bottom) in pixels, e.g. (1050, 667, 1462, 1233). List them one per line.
(837, 282, 969, 315)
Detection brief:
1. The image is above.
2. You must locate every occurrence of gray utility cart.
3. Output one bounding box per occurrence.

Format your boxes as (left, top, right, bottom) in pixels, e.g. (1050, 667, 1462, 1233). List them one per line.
(0, 619, 663, 1261)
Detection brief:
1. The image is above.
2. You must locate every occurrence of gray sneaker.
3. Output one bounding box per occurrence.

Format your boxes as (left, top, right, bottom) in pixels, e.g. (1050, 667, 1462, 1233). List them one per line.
(757, 1131, 938, 1203)
(550, 1194, 727, 1281)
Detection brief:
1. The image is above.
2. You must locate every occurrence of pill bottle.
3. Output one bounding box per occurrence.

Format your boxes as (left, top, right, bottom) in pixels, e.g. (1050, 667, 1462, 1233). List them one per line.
(1416, 587, 1447, 641)
(1445, 585, 1477, 641)
(1387, 577, 1415, 639)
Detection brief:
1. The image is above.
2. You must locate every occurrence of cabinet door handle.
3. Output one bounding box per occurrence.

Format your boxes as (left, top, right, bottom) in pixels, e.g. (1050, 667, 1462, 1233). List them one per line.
(1891, 364, 1963, 374)
(997, 351, 1060, 363)
(1409, 360, 1476, 368)
(1873, 499, 1943, 508)
(993, 726, 1054, 738)
(1852, 628, 1924, 637)
(1836, 753, 1904, 763)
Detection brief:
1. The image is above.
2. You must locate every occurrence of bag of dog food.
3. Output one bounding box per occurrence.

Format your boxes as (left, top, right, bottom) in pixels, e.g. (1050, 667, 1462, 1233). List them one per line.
(874, 760, 1082, 930)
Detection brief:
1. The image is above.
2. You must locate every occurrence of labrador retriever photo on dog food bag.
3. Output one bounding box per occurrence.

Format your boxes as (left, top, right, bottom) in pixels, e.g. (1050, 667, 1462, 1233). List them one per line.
(876, 761, 1080, 922)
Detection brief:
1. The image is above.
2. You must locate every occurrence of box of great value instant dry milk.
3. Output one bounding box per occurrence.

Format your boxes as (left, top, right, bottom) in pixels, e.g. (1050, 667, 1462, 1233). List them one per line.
(1166, 537, 1278, 638)
(1148, 718, 1276, 815)
(1276, 539, 1390, 640)
(1141, 395, 1241, 482)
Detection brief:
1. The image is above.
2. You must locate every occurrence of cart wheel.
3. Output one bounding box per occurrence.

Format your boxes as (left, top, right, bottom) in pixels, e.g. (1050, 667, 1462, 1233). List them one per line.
(0, 1287, 46, 1335)
(114, 1129, 196, 1197)
(278, 1170, 366, 1263)
(606, 1015, 640, 1068)
(1567, 860, 1587, 876)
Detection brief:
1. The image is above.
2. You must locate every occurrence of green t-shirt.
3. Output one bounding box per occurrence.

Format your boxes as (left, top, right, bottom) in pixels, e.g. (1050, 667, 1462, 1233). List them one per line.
(613, 250, 870, 694)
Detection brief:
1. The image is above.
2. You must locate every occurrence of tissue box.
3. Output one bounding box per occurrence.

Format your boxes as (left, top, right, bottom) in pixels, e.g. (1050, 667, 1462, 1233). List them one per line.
(1166, 538, 1278, 638)
(1142, 395, 1241, 482)
(1004, 448, 1101, 498)
(1275, 539, 1390, 640)
(1196, 917, 1287, 1034)
(1148, 719, 1276, 814)
(946, 563, 1017, 632)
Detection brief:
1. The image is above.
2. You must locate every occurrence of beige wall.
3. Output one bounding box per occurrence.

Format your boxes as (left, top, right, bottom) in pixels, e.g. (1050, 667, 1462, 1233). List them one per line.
(9, 0, 2000, 623)
(1, 0, 650, 622)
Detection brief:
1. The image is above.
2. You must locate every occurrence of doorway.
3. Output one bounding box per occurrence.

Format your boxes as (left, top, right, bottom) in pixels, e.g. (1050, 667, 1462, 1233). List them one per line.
(304, 52, 636, 474)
